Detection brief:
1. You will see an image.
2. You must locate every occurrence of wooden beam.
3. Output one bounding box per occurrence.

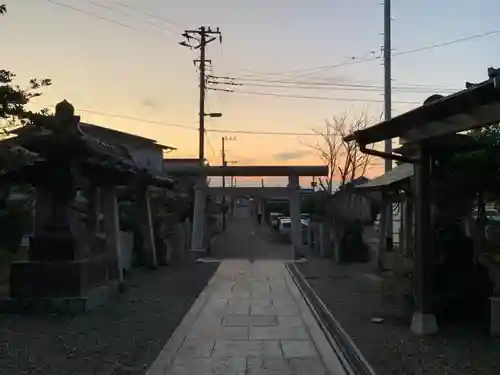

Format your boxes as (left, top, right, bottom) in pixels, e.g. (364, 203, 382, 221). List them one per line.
(402, 103, 500, 143)
(164, 165, 328, 177)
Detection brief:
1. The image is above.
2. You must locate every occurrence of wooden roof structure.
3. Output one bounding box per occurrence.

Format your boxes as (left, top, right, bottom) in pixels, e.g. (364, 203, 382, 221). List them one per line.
(355, 163, 414, 191)
(0, 101, 176, 189)
(345, 72, 500, 146)
(344, 68, 500, 331)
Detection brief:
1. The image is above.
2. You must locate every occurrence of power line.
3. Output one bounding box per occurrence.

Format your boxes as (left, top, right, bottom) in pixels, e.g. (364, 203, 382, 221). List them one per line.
(208, 87, 421, 104)
(223, 28, 500, 78)
(205, 130, 218, 160)
(77, 108, 195, 130)
(210, 75, 459, 92)
(78, 0, 178, 42)
(46, 0, 175, 43)
(210, 81, 458, 94)
(110, 0, 183, 33)
(75, 107, 321, 136)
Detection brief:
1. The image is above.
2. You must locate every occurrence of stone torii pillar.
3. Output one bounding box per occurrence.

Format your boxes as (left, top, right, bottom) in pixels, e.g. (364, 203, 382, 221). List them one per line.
(289, 174, 301, 260)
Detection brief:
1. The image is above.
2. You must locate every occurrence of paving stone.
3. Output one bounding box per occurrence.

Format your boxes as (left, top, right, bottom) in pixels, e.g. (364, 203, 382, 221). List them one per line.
(250, 298, 274, 308)
(250, 305, 299, 316)
(273, 298, 299, 309)
(169, 356, 246, 375)
(176, 339, 216, 359)
(276, 315, 304, 327)
(192, 312, 224, 327)
(211, 340, 282, 357)
(226, 300, 251, 314)
(229, 297, 273, 307)
(281, 340, 318, 358)
(249, 326, 309, 340)
(251, 290, 277, 298)
(147, 258, 342, 375)
(246, 356, 327, 375)
(220, 290, 251, 298)
(187, 326, 249, 340)
(222, 314, 278, 327)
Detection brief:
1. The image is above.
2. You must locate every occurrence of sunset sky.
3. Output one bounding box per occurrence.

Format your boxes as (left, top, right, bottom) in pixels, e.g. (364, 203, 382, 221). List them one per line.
(2, 0, 499, 186)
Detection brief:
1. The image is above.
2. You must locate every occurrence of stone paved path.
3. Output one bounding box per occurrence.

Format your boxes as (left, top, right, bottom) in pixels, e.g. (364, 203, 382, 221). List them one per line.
(209, 206, 292, 260)
(146, 260, 346, 375)
(146, 207, 346, 374)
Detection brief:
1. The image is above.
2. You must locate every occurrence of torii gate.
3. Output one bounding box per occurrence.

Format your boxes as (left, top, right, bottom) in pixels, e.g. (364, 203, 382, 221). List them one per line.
(164, 165, 328, 259)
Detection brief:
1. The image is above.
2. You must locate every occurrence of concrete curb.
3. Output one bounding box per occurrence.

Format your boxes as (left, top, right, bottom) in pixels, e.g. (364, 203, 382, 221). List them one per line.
(286, 263, 378, 375)
(283, 262, 348, 375)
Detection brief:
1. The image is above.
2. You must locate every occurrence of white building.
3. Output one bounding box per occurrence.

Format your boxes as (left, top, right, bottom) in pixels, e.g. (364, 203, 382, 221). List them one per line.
(80, 123, 176, 173)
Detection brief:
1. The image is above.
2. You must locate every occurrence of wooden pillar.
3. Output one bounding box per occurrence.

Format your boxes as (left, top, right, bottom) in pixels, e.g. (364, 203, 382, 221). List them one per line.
(289, 174, 301, 259)
(411, 143, 438, 335)
(136, 187, 157, 268)
(404, 194, 414, 257)
(191, 176, 207, 253)
(101, 186, 124, 285)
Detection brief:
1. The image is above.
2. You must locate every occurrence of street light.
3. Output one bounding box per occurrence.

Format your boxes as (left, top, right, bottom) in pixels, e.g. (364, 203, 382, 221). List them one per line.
(205, 112, 223, 118)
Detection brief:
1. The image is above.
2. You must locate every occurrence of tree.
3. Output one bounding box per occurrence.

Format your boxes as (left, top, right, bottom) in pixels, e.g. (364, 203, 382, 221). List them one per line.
(0, 4, 51, 171)
(307, 112, 376, 194)
(0, 4, 51, 134)
(0, 4, 51, 250)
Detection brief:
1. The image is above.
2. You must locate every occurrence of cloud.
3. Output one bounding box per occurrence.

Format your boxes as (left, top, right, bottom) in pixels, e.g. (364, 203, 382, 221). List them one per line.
(141, 98, 159, 110)
(272, 149, 310, 162)
(236, 156, 259, 164)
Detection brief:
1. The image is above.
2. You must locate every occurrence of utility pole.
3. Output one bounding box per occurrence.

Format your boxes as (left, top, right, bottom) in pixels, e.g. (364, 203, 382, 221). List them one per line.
(221, 136, 227, 230)
(380, 0, 393, 256)
(221, 136, 235, 230)
(180, 26, 222, 165)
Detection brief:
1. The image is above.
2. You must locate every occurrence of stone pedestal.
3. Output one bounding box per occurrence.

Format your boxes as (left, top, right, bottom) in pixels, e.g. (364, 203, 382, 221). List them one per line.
(410, 311, 438, 335)
(489, 296, 500, 336)
(4, 238, 119, 314)
(0, 185, 123, 315)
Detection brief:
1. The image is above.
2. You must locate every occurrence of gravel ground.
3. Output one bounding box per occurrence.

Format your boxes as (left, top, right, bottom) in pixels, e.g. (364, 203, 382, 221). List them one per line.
(0, 262, 218, 375)
(297, 260, 500, 375)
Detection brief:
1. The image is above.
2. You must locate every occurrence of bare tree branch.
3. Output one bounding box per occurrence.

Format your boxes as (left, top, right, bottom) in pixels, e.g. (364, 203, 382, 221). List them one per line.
(305, 111, 378, 194)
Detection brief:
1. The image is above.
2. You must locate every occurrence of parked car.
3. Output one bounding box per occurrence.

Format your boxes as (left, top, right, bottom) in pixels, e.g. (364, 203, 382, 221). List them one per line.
(270, 212, 284, 229)
(277, 217, 309, 237)
(472, 208, 500, 222)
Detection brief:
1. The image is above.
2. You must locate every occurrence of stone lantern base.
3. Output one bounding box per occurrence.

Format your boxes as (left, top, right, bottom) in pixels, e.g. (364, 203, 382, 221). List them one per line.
(0, 233, 120, 314)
